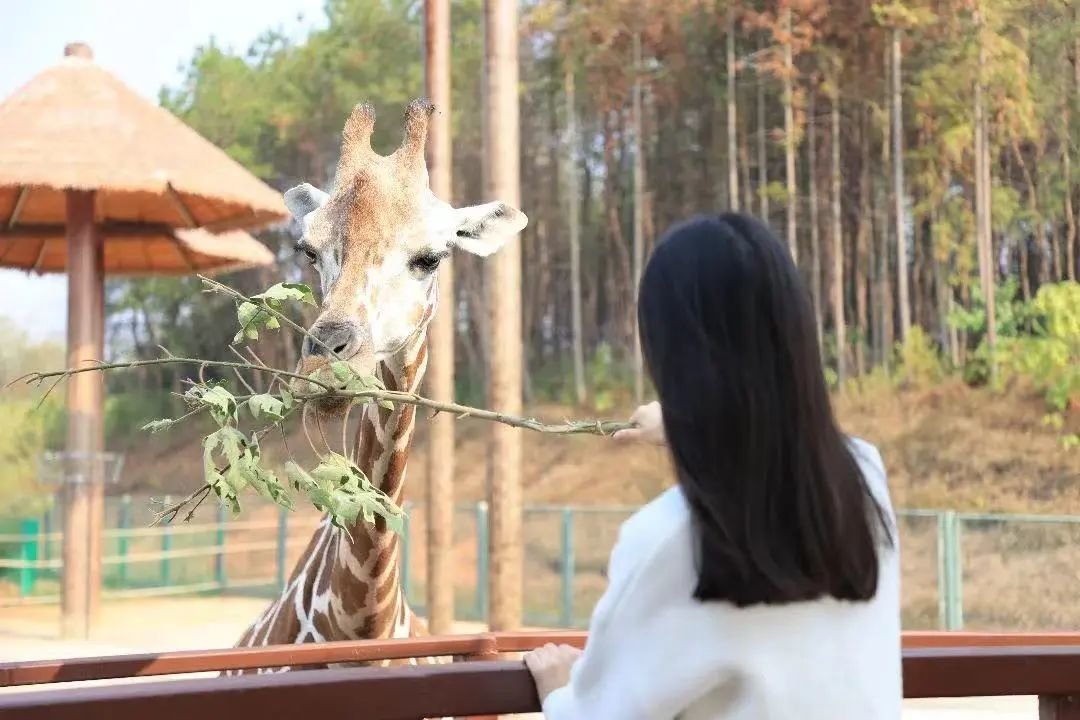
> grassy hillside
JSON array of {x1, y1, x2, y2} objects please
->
[{"x1": 106, "y1": 380, "x2": 1079, "y2": 514}]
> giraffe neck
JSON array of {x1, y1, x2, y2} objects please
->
[{"x1": 321, "y1": 333, "x2": 428, "y2": 640}]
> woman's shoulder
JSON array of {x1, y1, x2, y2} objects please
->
[
  {"x1": 606, "y1": 486, "x2": 694, "y2": 583},
  {"x1": 624, "y1": 485, "x2": 692, "y2": 539},
  {"x1": 846, "y1": 435, "x2": 885, "y2": 473}
]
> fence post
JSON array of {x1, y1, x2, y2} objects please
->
[
  {"x1": 215, "y1": 503, "x2": 227, "y2": 591},
  {"x1": 401, "y1": 501, "x2": 412, "y2": 604},
  {"x1": 37, "y1": 510, "x2": 48, "y2": 570},
  {"x1": 476, "y1": 502, "x2": 489, "y2": 622},
  {"x1": 948, "y1": 513, "x2": 964, "y2": 630},
  {"x1": 19, "y1": 518, "x2": 40, "y2": 597},
  {"x1": 938, "y1": 510, "x2": 964, "y2": 630},
  {"x1": 936, "y1": 512, "x2": 948, "y2": 629},
  {"x1": 41, "y1": 506, "x2": 52, "y2": 565},
  {"x1": 560, "y1": 509, "x2": 575, "y2": 627},
  {"x1": 161, "y1": 495, "x2": 172, "y2": 586},
  {"x1": 117, "y1": 494, "x2": 131, "y2": 588},
  {"x1": 276, "y1": 507, "x2": 288, "y2": 591}
]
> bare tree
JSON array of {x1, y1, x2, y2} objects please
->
[
  {"x1": 783, "y1": 4, "x2": 798, "y2": 263},
  {"x1": 727, "y1": 3, "x2": 740, "y2": 210},
  {"x1": 757, "y1": 58, "x2": 770, "y2": 221},
  {"x1": 808, "y1": 85, "x2": 823, "y2": 345},
  {"x1": 564, "y1": 48, "x2": 586, "y2": 405},
  {"x1": 632, "y1": 31, "x2": 646, "y2": 403},
  {"x1": 974, "y1": 4, "x2": 997, "y2": 381},
  {"x1": 892, "y1": 27, "x2": 911, "y2": 341},
  {"x1": 831, "y1": 86, "x2": 846, "y2": 384}
]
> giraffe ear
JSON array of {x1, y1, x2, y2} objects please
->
[
  {"x1": 284, "y1": 183, "x2": 330, "y2": 222},
  {"x1": 450, "y1": 202, "x2": 528, "y2": 257}
]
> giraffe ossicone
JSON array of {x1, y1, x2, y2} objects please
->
[{"x1": 231, "y1": 98, "x2": 527, "y2": 670}]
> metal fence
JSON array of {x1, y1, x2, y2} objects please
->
[{"x1": 3, "y1": 500, "x2": 1080, "y2": 630}]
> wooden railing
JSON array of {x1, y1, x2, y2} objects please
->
[{"x1": 3, "y1": 632, "x2": 1080, "y2": 718}]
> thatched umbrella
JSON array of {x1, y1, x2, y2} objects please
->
[{"x1": 0, "y1": 43, "x2": 287, "y2": 638}]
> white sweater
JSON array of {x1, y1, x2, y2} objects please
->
[{"x1": 542, "y1": 438, "x2": 902, "y2": 720}]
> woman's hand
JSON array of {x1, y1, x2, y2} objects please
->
[
  {"x1": 612, "y1": 401, "x2": 666, "y2": 446},
  {"x1": 524, "y1": 643, "x2": 583, "y2": 702}
]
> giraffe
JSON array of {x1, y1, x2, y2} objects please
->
[{"x1": 230, "y1": 98, "x2": 527, "y2": 673}]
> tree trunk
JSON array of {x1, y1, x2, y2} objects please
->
[
  {"x1": 422, "y1": 0, "x2": 454, "y2": 635},
  {"x1": 757, "y1": 61, "x2": 770, "y2": 222},
  {"x1": 564, "y1": 59, "x2": 586, "y2": 405},
  {"x1": 739, "y1": 107, "x2": 754, "y2": 213},
  {"x1": 632, "y1": 32, "x2": 646, "y2": 403},
  {"x1": 808, "y1": 86, "x2": 822, "y2": 347},
  {"x1": 831, "y1": 91, "x2": 846, "y2": 384},
  {"x1": 892, "y1": 27, "x2": 911, "y2": 343},
  {"x1": 856, "y1": 108, "x2": 871, "y2": 377},
  {"x1": 1070, "y1": 22, "x2": 1080, "y2": 281},
  {"x1": 483, "y1": 0, "x2": 523, "y2": 632},
  {"x1": 1066, "y1": 102, "x2": 1076, "y2": 281},
  {"x1": 783, "y1": 5, "x2": 798, "y2": 263},
  {"x1": 974, "y1": 7, "x2": 997, "y2": 382},
  {"x1": 726, "y1": 3, "x2": 739, "y2": 211},
  {"x1": 1010, "y1": 136, "x2": 1045, "y2": 292},
  {"x1": 878, "y1": 40, "x2": 894, "y2": 370}
]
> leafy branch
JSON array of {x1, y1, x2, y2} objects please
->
[{"x1": 15, "y1": 279, "x2": 634, "y2": 532}]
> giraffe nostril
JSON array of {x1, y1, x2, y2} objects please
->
[{"x1": 305, "y1": 321, "x2": 360, "y2": 359}]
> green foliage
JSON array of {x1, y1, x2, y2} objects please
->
[
  {"x1": 586, "y1": 343, "x2": 635, "y2": 412},
  {"x1": 287, "y1": 454, "x2": 403, "y2": 534},
  {"x1": 896, "y1": 326, "x2": 945, "y2": 387},
  {"x1": 139, "y1": 281, "x2": 407, "y2": 531},
  {"x1": 0, "y1": 321, "x2": 66, "y2": 516},
  {"x1": 1003, "y1": 282, "x2": 1080, "y2": 415},
  {"x1": 948, "y1": 278, "x2": 1032, "y2": 386},
  {"x1": 235, "y1": 284, "x2": 318, "y2": 344}
]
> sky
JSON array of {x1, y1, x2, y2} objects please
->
[{"x1": 0, "y1": 0, "x2": 326, "y2": 342}]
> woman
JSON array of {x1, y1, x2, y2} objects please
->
[{"x1": 525, "y1": 213, "x2": 901, "y2": 719}]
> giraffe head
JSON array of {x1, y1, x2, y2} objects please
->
[{"x1": 284, "y1": 99, "x2": 527, "y2": 412}]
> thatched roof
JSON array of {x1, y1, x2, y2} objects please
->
[
  {"x1": 0, "y1": 226, "x2": 275, "y2": 276},
  {"x1": 0, "y1": 44, "x2": 287, "y2": 235}
]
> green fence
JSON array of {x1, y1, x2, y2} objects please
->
[{"x1": 4, "y1": 501, "x2": 1080, "y2": 630}]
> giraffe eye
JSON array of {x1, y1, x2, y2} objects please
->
[
  {"x1": 300, "y1": 247, "x2": 317, "y2": 266},
  {"x1": 408, "y1": 251, "x2": 444, "y2": 275}
]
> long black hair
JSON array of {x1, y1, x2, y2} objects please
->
[{"x1": 638, "y1": 213, "x2": 894, "y2": 606}]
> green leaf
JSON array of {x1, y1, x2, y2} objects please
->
[
  {"x1": 142, "y1": 419, "x2": 175, "y2": 434},
  {"x1": 280, "y1": 387, "x2": 294, "y2": 410},
  {"x1": 198, "y1": 385, "x2": 239, "y2": 426},
  {"x1": 234, "y1": 301, "x2": 267, "y2": 343},
  {"x1": 328, "y1": 361, "x2": 386, "y2": 398},
  {"x1": 285, "y1": 454, "x2": 405, "y2": 533},
  {"x1": 248, "y1": 393, "x2": 286, "y2": 422},
  {"x1": 253, "y1": 282, "x2": 316, "y2": 308}
]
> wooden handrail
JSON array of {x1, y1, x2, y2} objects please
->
[
  {"x1": 5, "y1": 630, "x2": 1080, "y2": 688},
  {"x1": 5, "y1": 647, "x2": 1080, "y2": 719}
]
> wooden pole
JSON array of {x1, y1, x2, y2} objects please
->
[
  {"x1": 62, "y1": 188, "x2": 104, "y2": 639},
  {"x1": 483, "y1": 0, "x2": 523, "y2": 632},
  {"x1": 423, "y1": 0, "x2": 455, "y2": 636}
]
